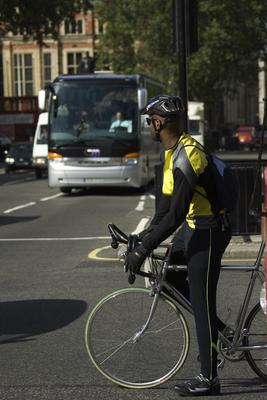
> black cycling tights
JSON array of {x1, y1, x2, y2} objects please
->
[{"x1": 168, "y1": 222, "x2": 231, "y2": 380}]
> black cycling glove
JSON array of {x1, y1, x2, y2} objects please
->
[{"x1": 125, "y1": 244, "x2": 149, "y2": 274}]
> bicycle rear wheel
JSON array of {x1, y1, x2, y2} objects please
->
[
  {"x1": 243, "y1": 302, "x2": 267, "y2": 382},
  {"x1": 85, "y1": 287, "x2": 189, "y2": 388}
]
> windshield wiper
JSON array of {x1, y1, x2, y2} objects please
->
[
  {"x1": 54, "y1": 137, "x2": 135, "y2": 149},
  {"x1": 55, "y1": 139, "x2": 88, "y2": 148}
]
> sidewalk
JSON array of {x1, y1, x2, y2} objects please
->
[{"x1": 223, "y1": 234, "x2": 263, "y2": 260}]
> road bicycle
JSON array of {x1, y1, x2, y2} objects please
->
[{"x1": 84, "y1": 223, "x2": 267, "y2": 389}]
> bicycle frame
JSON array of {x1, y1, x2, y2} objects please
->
[
  {"x1": 218, "y1": 239, "x2": 266, "y2": 352},
  {"x1": 136, "y1": 240, "x2": 267, "y2": 353},
  {"x1": 108, "y1": 223, "x2": 267, "y2": 353}
]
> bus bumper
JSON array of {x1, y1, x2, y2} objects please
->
[{"x1": 48, "y1": 160, "x2": 144, "y2": 188}]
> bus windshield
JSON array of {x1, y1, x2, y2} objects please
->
[{"x1": 50, "y1": 82, "x2": 138, "y2": 145}]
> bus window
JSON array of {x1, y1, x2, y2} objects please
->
[{"x1": 37, "y1": 125, "x2": 48, "y2": 144}]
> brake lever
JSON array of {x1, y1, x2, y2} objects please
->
[
  {"x1": 128, "y1": 271, "x2": 136, "y2": 284},
  {"x1": 111, "y1": 240, "x2": 118, "y2": 249}
]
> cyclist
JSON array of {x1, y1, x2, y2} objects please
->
[{"x1": 125, "y1": 95, "x2": 232, "y2": 397}]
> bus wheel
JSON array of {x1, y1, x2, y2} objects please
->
[{"x1": 60, "y1": 187, "x2": 72, "y2": 195}]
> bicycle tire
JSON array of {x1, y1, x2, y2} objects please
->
[
  {"x1": 243, "y1": 302, "x2": 267, "y2": 382},
  {"x1": 85, "y1": 287, "x2": 190, "y2": 388}
]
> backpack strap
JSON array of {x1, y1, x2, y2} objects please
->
[{"x1": 177, "y1": 142, "x2": 223, "y2": 214}]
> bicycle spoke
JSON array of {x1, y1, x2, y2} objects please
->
[{"x1": 85, "y1": 288, "x2": 189, "y2": 388}]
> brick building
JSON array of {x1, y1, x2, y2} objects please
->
[
  {"x1": 0, "y1": 10, "x2": 99, "y2": 97},
  {"x1": 0, "y1": 9, "x2": 263, "y2": 142}
]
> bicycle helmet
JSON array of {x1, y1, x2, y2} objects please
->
[{"x1": 141, "y1": 94, "x2": 184, "y2": 117}]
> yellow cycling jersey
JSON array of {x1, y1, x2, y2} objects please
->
[{"x1": 162, "y1": 133, "x2": 219, "y2": 228}]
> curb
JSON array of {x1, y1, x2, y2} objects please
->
[{"x1": 223, "y1": 235, "x2": 262, "y2": 260}]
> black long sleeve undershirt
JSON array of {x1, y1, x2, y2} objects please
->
[
  {"x1": 150, "y1": 193, "x2": 171, "y2": 226},
  {"x1": 142, "y1": 168, "x2": 194, "y2": 250}
]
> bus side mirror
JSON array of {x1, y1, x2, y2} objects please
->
[
  {"x1": 38, "y1": 90, "x2": 46, "y2": 110},
  {"x1": 138, "y1": 88, "x2": 147, "y2": 110}
]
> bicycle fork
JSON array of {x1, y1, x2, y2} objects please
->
[{"x1": 131, "y1": 289, "x2": 161, "y2": 342}]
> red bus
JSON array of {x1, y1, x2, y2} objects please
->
[{"x1": 0, "y1": 96, "x2": 39, "y2": 142}]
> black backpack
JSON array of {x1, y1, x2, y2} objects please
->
[
  {"x1": 176, "y1": 142, "x2": 239, "y2": 214},
  {"x1": 190, "y1": 143, "x2": 239, "y2": 214},
  {"x1": 207, "y1": 153, "x2": 239, "y2": 213}
]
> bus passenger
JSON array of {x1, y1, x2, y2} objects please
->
[
  {"x1": 74, "y1": 111, "x2": 91, "y2": 135},
  {"x1": 109, "y1": 112, "x2": 132, "y2": 133}
]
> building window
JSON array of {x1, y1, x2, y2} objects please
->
[
  {"x1": 14, "y1": 53, "x2": 33, "y2": 96},
  {"x1": 98, "y1": 21, "x2": 104, "y2": 34},
  {"x1": 77, "y1": 20, "x2": 83, "y2": 33},
  {"x1": 12, "y1": 27, "x2": 27, "y2": 36},
  {"x1": 64, "y1": 19, "x2": 83, "y2": 34},
  {"x1": 67, "y1": 52, "x2": 82, "y2": 74},
  {"x1": 43, "y1": 53, "x2": 52, "y2": 86}
]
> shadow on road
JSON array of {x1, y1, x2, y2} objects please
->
[
  {"x1": 60, "y1": 182, "x2": 155, "y2": 198},
  {"x1": 220, "y1": 377, "x2": 267, "y2": 395},
  {"x1": 0, "y1": 299, "x2": 87, "y2": 344},
  {"x1": 0, "y1": 215, "x2": 40, "y2": 226}
]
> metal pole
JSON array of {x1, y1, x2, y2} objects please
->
[{"x1": 176, "y1": 0, "x2": 188, "y2": 132}]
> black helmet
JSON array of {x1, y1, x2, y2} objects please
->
[{"x1": 141, "y1": 94, "x2": 184, "y2": 117}]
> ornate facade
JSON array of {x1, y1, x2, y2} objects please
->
[{"x1": 0, "y1": 10, "x2": 99, "y2": 97}]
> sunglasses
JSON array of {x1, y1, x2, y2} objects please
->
[{"x1": 146, "y1": 117, "x2": 155, "y2": 126}]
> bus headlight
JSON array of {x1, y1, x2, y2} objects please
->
[
  {"x1": 122, "y1": 152, "x2": 139, "y2": 165},
  {"x1": 34, "y1": 157, "x2": 47, "y2": 165}
]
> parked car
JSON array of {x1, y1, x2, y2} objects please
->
[
  {"x1": 235, "y1": 126, "x2": 256, "y2": 150},
  {"x1": 0, "y1": 136, "x2": 12, "y2": 160},
  {"x1": 5, "y1": 142, "x2": 33, "y2": 173}
]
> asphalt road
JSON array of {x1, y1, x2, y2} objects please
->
[{"x1": 0, "y1": 169, "x2": 266, "y2": 399}]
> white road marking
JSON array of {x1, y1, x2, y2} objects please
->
[
  {"x1": 131, "y1": 217, "x2": 150, "y2": 234},
  {"x1": 2, "y1": 192, "x2": 62, "y2": 213},
  {"x1": 135, "y1": 201, "x2": 144, "y2": 211},
  {"x1": 88, "y1": 218, "x2": 151, "y2": 260},
  {"x1": 135, "y1": 195, "x2": 146, "y2": 211},
  {"x1": 3, "y1": 202, "x2": 36, "y2": 214},
  {"x1": 40, "y1": 193, "x2": 63, "y2": 201},
  {"x1": 0, "y1": 236, "x2": 110, "y2": 242}
]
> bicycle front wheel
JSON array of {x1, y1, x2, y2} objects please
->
[
  {"x1": 243, "y1": 302, "x2": 267, "y2": 382},
  {"x1": 85, "y1": 287, "x2": 189, "y2": 388}
]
